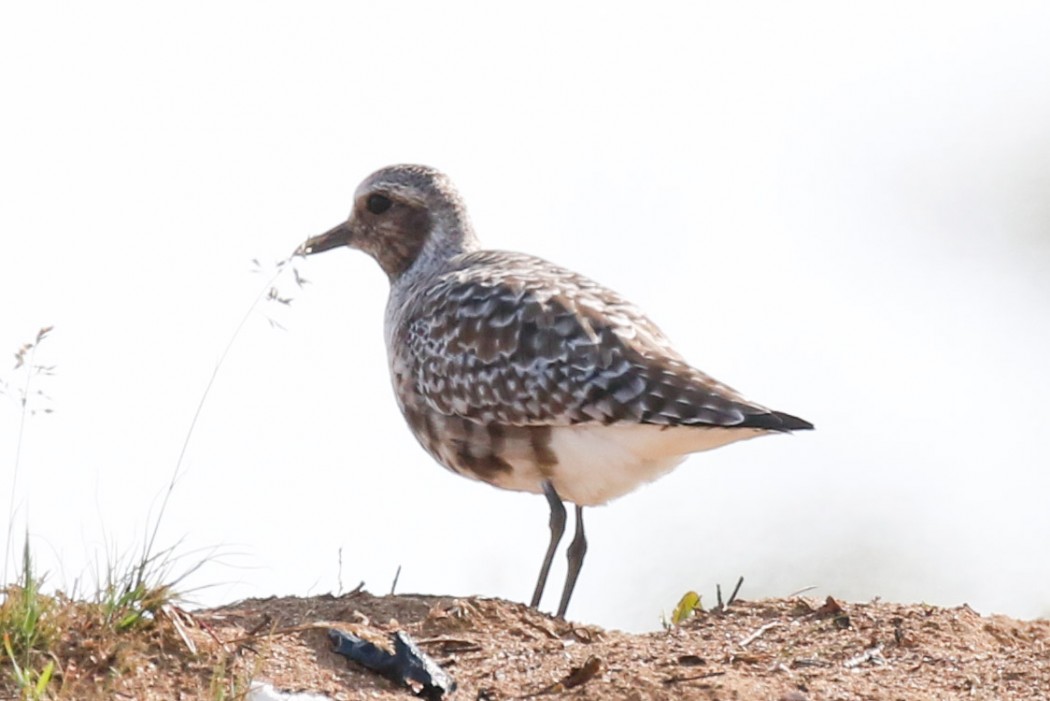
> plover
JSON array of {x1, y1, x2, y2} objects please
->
[{"x1": 299, "y1": 164, "x2": 813, "y2": 618}]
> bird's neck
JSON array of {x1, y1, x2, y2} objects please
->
[{"x1": 387, "y1": 218, "x2": 480, "y2": 290}]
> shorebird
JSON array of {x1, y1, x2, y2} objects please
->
[{"x1": 299, "y1": 164, "x2": 812, "y2": 618}]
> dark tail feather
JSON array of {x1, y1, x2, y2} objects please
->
[{"x1": 739, "y1": 410, "x2": 814, "y2": 432}]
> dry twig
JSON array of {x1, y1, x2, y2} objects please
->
[
  {"x1": 844, "y1": 644, "x2": 886, "y2": 669},
  {"x1": 529, "y1": 656, "x2": 602, "y2": 696},
  {"x1": 740, "y1": 622, "x2": 781, "y2": 648},
  {"x1": 714, "y1": 576, "x2": 745, "y2": 613}
]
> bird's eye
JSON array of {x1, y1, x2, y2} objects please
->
[{"x1": 366, "y1": 194, "x2": 392, "y2": 215}]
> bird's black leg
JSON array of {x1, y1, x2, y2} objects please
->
[
  {"x1": 530, "y1": 480, "x2": 566, "y2": 609},
  {"x1": 557, "y1": 505, "x2": 587, "y2": 618}
]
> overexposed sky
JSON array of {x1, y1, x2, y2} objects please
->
[{"x1": 2, "y1": 2, "x2": 1049, "y2": 631}]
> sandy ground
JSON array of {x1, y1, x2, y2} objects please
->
[{"x1": 32, "y1": 590, "x2": 1050, "y2": 700}]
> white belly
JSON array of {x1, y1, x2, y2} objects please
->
[{"x1": 490, "y1": 423, "x2": 768, "y2": 506}]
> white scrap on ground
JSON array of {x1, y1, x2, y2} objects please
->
[{"x1": 248, "y1": 681, "x2": 333, "y2": 701}]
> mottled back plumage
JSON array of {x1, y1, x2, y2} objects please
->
[{"x1": 398, "y1": 250, "x2": 790, "y2": 429}]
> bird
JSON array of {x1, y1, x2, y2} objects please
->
[{"x1": 298, "y1": 164, "x2": 813, "y2": 619}]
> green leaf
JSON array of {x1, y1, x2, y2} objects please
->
[
  {"x1": 671, "y1": 590, "x2": 702, "y2": 625},
  {"x1": 35, "y1": 660, "x2": 55, "y2": 695}
]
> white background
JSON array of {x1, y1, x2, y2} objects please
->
[{"x1": 2, "y1": 1, "x2": 1048, "y2": 632}]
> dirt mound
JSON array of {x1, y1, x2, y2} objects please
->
[{"x1": 45, "y1": 591, "x2": 1050, "y2": 699}]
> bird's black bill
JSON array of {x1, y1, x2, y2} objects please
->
[{"x1": 297, "y1": 221, "x2": 352, "y2": 256}]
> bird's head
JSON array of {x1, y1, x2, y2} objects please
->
[{"x1": 298, "y1": 164, "x2": 477, "y2": 281}]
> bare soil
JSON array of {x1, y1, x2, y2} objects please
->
[{"x1": 27, "y1": 591, "x2": 1050, "y2": 700}]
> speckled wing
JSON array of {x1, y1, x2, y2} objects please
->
[{"x1": 400, "y1": 251, "x2": 810, "y2": 431}]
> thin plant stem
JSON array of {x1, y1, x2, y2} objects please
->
[
  {"x1": 4, "y1": 342, "x2": 39, "y2": 585},
  {"x1": 140, "y1": 260, "x2": 292, "y2": 582}
]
